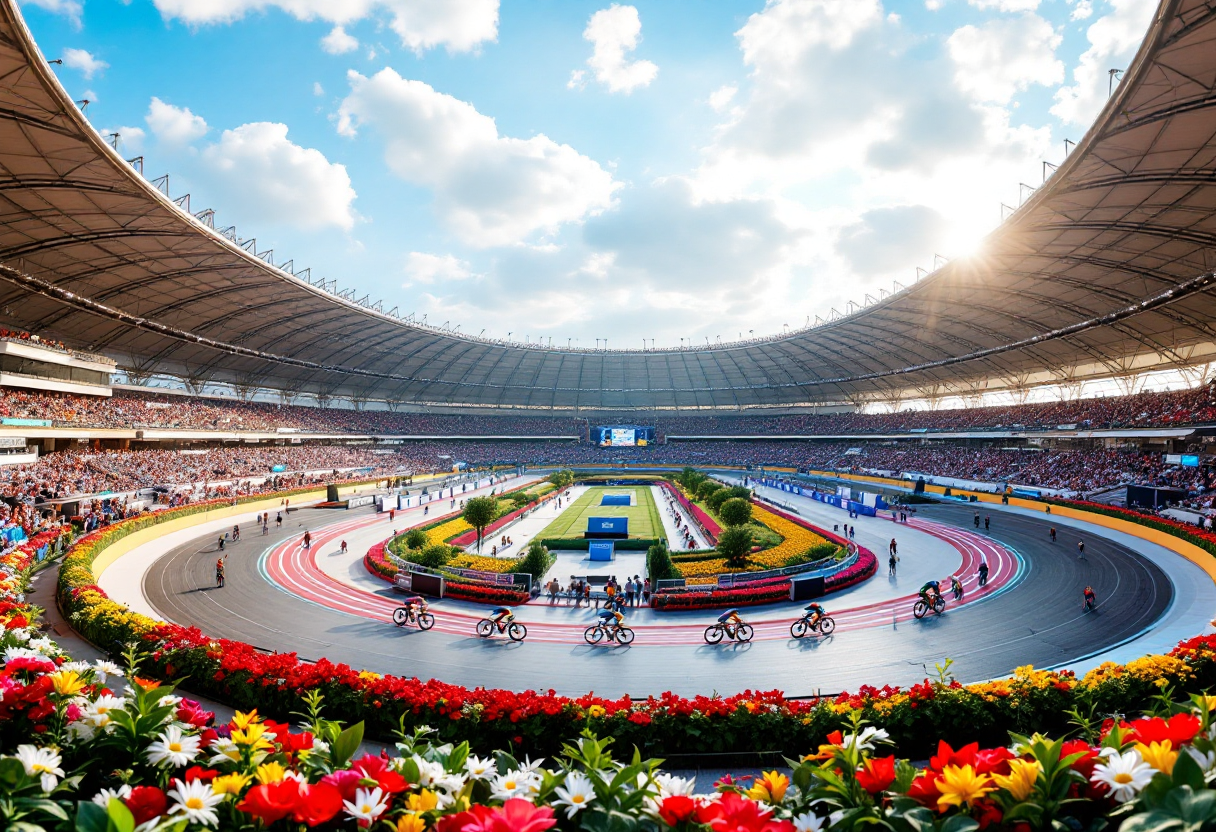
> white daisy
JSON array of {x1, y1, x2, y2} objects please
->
[
  {"x1": 14, "y1": 745, "x2": 65, "y2": 792},
  {"x1": 489, "y1": 769, "x2": 537, "y2": 801},
  {"x1": 654, "y1": 773, "x2": 696, "y2": 797},
  {"x1": 1091, "y1": 749, "x2": 1155, "y2": 803},
  {"x1": 7, "y1": 627, "x2": 30, "y2": 642},
  {"x1": 146, "y1": 725, "x2": 201, "y2": 768},
  {"x1": 413, "y1": 757, "x2": 447, "y2": 787},
  {"x1": 465, "y1": 755, "x2": 496, "y2": 780},
  {"x1": 91, "y1": 785, "x2": 133, "y2": 807},
  {"x1": 343, "y1": 787, "x2": 389, "y2": 825},
  {"x1": 553, "y1": 771, "x2": 596, "y2": 818},
  {"x1": 208, "y1": 738, "x2": 241, "y2": 766},
  {"x1": 843, "y1": 726, "x2": 890, "y2": 752},
  {"x1": 1185, "y1": 746, "x2": 1216, "y2": 774},
  {"x1": 84, "y1": 694, "x2": 126, "y2": 729},
  {"x1": 168, "y1": 779, "x2": 223, "y2": 827},
  {"x1": 793, "y1": 812, "x2": 825, "y2": 832},
  {"x1": 93, "y1": 660, "x2": 123, "y2": 685}
]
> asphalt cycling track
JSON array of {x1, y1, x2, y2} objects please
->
[{"x1": 142, "y1": 503, "x2": 1172, "y2": 699}]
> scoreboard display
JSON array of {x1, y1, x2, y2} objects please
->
[{"x1": 591, "y1": 426, "x2": 656, "y2": 447}]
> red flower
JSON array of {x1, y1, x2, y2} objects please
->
[
  {"x1": 856, "y1": 755, "x2": 896, "y2": 794},
  {"x1": 321, "y1": 769, "x2": 363, "y2": 802},
  {"x1": 352, "y1": 754, "x2": 409, "y2": 795},
  {"x1": 456, "y1": 798, "x2": 557, "y2": 832},
  {"x1": 1123, "y1": 714, "x2": 1201, "y2": 746},
  {"x1": 125, "y1": 786, "x2": 167, "y2": 825},
  {"x1": 658, "y1": 795, "x2": 699, "y2": 827},
  {"x1": 237, "y1": 780, "x2": 302, "y2": 824},
  {"x1": 292, "y1": 782, "x2": 344, "y2": 827},
  {"x1": 696, "y1": 792, "x2": 794, "y2": 832},
  {"x1": 907, "y1": 773, "x2": 941, "y2": 807},
  {"x1": 975, "y1": 747, "x2": 1015, "y2": 776},
  {"x1": 930, "y1": 741, "x2": 978, "y2": 771},
  {"x1": 183, "y1": 766, "x2": 217, "y2": 783}
]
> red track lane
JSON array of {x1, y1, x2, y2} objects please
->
[{"x1": 261, "y1": 511, "x2": 1022, "y2": 645}]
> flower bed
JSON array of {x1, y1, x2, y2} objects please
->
[
  {"x1": 649, "y1": 581, "x2": 792, "y2": 609},
  {"x1": 746, "y1": 503, "x2": 834, "y2": 568},
  {"x1": 659, "y1": 480, "x2": 721, "y2": 543},
  {"x1": 1047, "y1": 497, "x2": 1216, "y2": 555}
]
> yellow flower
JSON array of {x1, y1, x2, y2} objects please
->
[
  {"x1": 936, "y1": 765, "x2": 995, "y2": 809},
  {"x1": 406, "y1": 790, "x2": 440, "y2": 812},
  {"x1": 1135, "y1": 741, "x2": 1177, "y2": 775},
  {"x1": 255, "y1": 762, "x2": 288, "y2": 784},
  {"x1": 49, "y1": 670, "x2": 87, "y2": 696},
  {"x1": 587, "y1": 705, "x2": 606, "y2": 718},
  {"x1": 212, "y1": 773, "x2": 252, "y2": 796},
  {"x1": 359, "y1": 670, "x2": 382, "y2": 682},
  {"x1": 991, "y1": 759, "x2": 1040, "y2": 801},
  {"x1": 398, "y1": 814, "x2": 428, "y2": 832},
  {"x1": 231, "y1": 710, "x2": 261, "y2": 730},
  {"x1": 231, "y1": 723, "x2": 274, "y2": 751},
  {"x1": 1202, "y1": 695, "x2": 1216, "y2": 713},
  {"x1": 746, "y1": 771, "x2": 789, "y2": 804}
]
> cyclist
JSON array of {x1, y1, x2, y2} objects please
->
[
  {"x1": 404, "y1": 595, "x2": 429, "y2": 619},
  {"x1": 951, "y1": 575, "x2": 964, "y2": 601},
  {"x1": 215, "y1": 556, "x2": 226, "y2": 588},
  {"x1": 804, "y1": 602, "x2": 826, "y2": 629},
  {"x1": 1049, "y1": 527, "x2": 1057, "y2": 543},
  {"x1": 598, "y1": 606, "x2": 625, "y2": 634},
  {"x1": 919, "y1": 580, "x2": 941, "y2": 607},
  {"x1": 232, "y1": 524, "x2": 240, "y2": 542},
  {"x1": 1083, "y1": 585, "x2": 1096, "y2": 611},
  {"x1": 489, "y1": 606, "x2": 515, "y2": 632},
  {"x1": 717, "y1": 608, "x2": 744, "y2": 637},
  {"x1": 340, "y1": 540, "x2": 348, "y2": 554},
  {"x1": 977, "y1": 560, "x2": 989, "y2": 587}
]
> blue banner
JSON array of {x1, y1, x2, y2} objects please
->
[
  {"x1": 1, "y1": 418, "x2": 50, "y2": 427},
  {"x1": 587, "y1": 517, "x2": 628, "y2": 535},
  {"x1": 588, "y1": 541, "x2": 615, "y2": 561}
]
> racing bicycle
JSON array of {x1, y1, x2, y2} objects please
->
[
  {"x1": 392, "y1": 605, "x2": 435, "y2": 630},
  {"x1": 704, "y1": 621, "x2": 754, "y2": 644},
  {"x1": 584, "y1": 622, "x2": 636, "y2": 645},
  {"x1": 913, "y1": 595, "x2": 946, "y2": 619},
  {"x1": 476, "y1": 617, "x2": 528, "y2": 641},
  {"x1": 790, "y1": 613, "x2": 835, "y2": 638}
]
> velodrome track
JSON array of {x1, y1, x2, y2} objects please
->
[{"x1": 140, "y1": 500, "x2": 1173, "y2": 698}]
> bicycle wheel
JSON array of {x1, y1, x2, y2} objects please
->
[
  {"x1": 790, "y1": 619, "x2": 809, "y2": 639},
  {"x1": 616, "y1": 627, "x2": 635, "y2": 645},
  {"x1": 417, "y1": 612, "x2": 435, "y2": 630},
  {"x1": 584, "y1": 625, "x2": 604, "y2": 644},
  {"x1": 819, "y1": 617, "x2": 836, "y2": 636},
  {"x1": 392, "y1": 608, "x2": 408, "y2": 627},
  {"x1": 507, "y1": 622, "x2": 528, "y2": 642},
  {"x1": 476, "y1": 619, "x2": 494, "y2": 638},
  {"x1": 913, "y1": 600, "x2": 928, "y2": 619},
  {"x1": 934, "y1": 598, "x2": 945, "y2": 615},
  {"x1": 704, "y1": 625, "x2": 724, "y2": 644},
  {"x1": 736, "y1": 624, "x2": 754, "y2": 643}
]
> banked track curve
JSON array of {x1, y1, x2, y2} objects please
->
[{"x1": 143, "y1": 503, "x2": 1173, "y2": 698}]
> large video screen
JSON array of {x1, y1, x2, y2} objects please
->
[{"x1": 592, "y1": 426, "x2": 655, "y2": 446}]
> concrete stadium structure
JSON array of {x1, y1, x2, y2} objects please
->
[{"x1": 0, "y1": 0, "x2": 1214, "y2": 413}]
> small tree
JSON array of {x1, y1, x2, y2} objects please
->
[
  {"x1": 547, "y1": 470, "x2": 575, "y2": 489},
  {"x1": 705, "y1": 489, "x2": 732, "y2": 513},
  {"x1": 516, "y1": 540, "x2": 552, "y2": 581},
  {"x1": 414, "y1": 544, "x2": 454, "y2": 569},
  {"x1": 697, "y1": 480, "x2": 723, "y2": 501},
  {"x1": 716, "y1": 526, "x2": 753, "y2": 569},
  {"x1": 678, "y1": 467, "x2": 704, "y2": 492},
  {"x1": 404, "y1": 528, "x2": 427, "y2": 550},
  {"x1": 646, "y1": 542, "x2": 679, "y2": 582},
  {"x1": 462, "y1": 496, "x2": 499, "y2": 553},
  {"x1": 725, "y1": 486, "x2": 752, "y2": 501},
  {"x1": 718, "y1": 497, "x2": 753, "y2": 528}
]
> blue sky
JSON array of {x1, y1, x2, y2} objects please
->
[{"x1": 20, "y1": 0, "x2": 1155, "y2": 348}]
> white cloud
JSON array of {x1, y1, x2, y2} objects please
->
[
  {"x1": 320, "y1": 25, "x2": 358, "y2": 54},
  {"x1": 576, "y1": 4, "x2": 658, "y2": 94},
  {"x1": 62, "y1": 47, "x2": 108, "y2": 79},
  {"x1": 567, "y1": 69, "x2": 587, "y2": 90},
  {"x1": 313, "y1": 81, "x2": 324, "y2": 96},
  {"x1": 967, "y1": 0, "x2": 1041, "y2": 11},
  {"x1": 20, "y1": 0, "x2": 82, "y2": 28},
  {"x1": 403, "y1": 252, "x2": 476, "y2": 285},
  {"x1": 337, "y1": 68, "x2": 619, "y2": 247},
  {"x1": 149, "y1": 0, "x2": 499, "y2": 54},
  {"x1": 200, "y1": 122, "x2": 357, "y2": 231},
  {"x1": 1051, "y1": 0, "x2": 1153, "y2": 126},
  {"x1": 709, "y1": 84, "x2": 737, "y2": 112},
  {"x1": 947, "y1": 14, "x2": 1063, "y2": 104},
  {"x1": 1070, "y1": 0, "x2": 1093, "y2": 21},
  {"x1": 145, "y1": 97, "x2": 209, "y2": 144}
]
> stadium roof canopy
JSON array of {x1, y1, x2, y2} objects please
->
[{"x1": 1, "y1": 0, "x2": 1215, "y2": 412}]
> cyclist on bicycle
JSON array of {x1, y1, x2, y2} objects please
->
[
  {"x1": 717, "y1": 608, "x2": 744, "y2": 636},
  {"x1": 804, "y1": 602, "x2": 826, "y2": 628},
  {"x1": 919, "y1": 580, "x2": 941, "y2": 606},
  {"x1": 405, "y1": 595, "x2": 428, "y2": 615},
  {"x1": 1083, "y1": 585, "x2": 1096, "y2": 610},
  {"x1": 489, "y1": 606, "x2": 515, "y2": 632},
  {"x1": 951, "y1": 576, "x2": 964, "y2": 600},
  {"x1": 598, "y1": 607, "x2": 625, "y2": 633}
]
